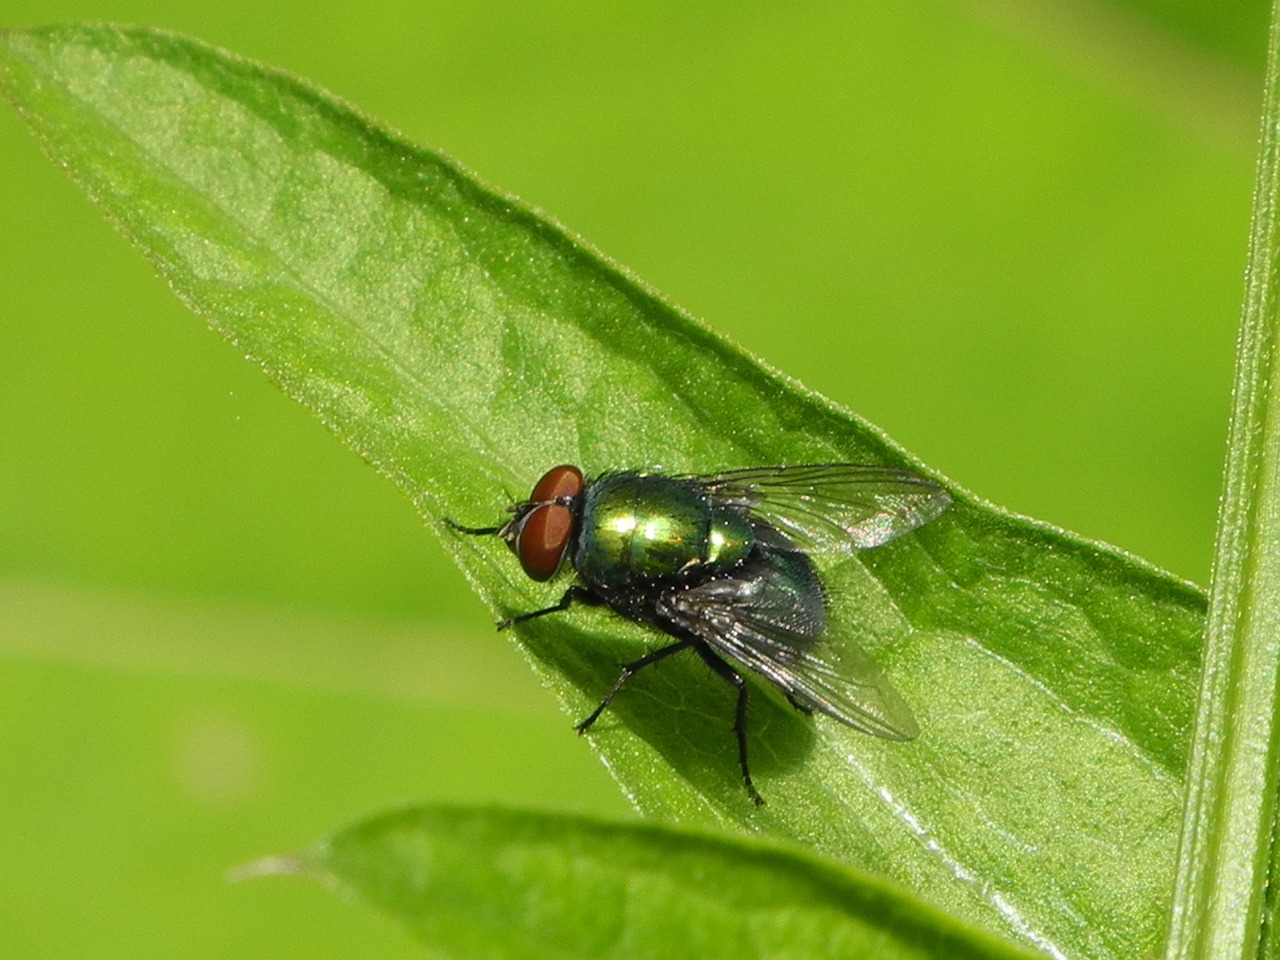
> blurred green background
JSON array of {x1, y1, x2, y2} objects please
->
[{"x1": 0, "y1": 1, "x2": 1267, "y2": 957}]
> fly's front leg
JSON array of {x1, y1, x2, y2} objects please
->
[
  {"x1": 498, "y1": 585, "x2": 601, "y2": 630},
  {"x1": 442, "y1": 518, "x2": 504, "y2": 536}
]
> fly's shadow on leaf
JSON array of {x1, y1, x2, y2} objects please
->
[{"x1": 512, "y1": 612, "x2": 819, "y2": 800}]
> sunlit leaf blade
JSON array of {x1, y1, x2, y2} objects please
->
[
  {"x1": 256, "y1": 805, "x2": 1042, "y2": 960},
  {"x1": 0, "y1": 24, "x2": 1207, "y2": 958},
  {"x1": 1166, "y1": 7, "x2": 1280, "y2": 960}
]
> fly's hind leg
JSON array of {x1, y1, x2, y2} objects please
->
[
  {"x1": 696, "y1": 645, "x2": 765, "y2": 806},
  {"x1": 784, "y1": 692, "x2": 814, "y2": 715}
]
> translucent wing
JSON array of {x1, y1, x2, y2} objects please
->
[
  {"x1": 697, "y1": 464, "x2": 951, "y2": 553},
  {"x1": 657, "y1": 551, "x2": 918, "y2": 740}
]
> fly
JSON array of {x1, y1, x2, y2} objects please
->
[{"x1": 447, "y1": 463, "x2": 952, "y2": 805}]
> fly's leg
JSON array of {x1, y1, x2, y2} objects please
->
[
  {"x1": 442, "y1": 518, "x2": 503, "y2": 536},
  {"x1": 697, "y1": 645, "x2": 765, "y2": 807},
  {"x1": 784, "y1": 692, "x2": 814, "y2": 716},
  {"x1": 498, "y1": 586, "x2": 601, "y2": 630},
  {"x1": 576, "y1": 639, "x2": 695, "y2": 733},
  {"x1": 443, "y1": 517, "x2": 595, "y2": 629}
]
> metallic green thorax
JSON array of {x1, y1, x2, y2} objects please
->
[{"x1": 575, "y1": 473, "x2": 754, "y2": 587}]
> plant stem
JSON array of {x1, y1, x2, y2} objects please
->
[{"x1": 1166, "y1": 4, "x2": 1280, "y2": 958}]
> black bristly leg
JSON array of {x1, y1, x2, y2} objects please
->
[
  {"x1": 444, "y1": 515, "x2": 592, "y2": 629},
  {"x1": 442, "y1": 518, "x2": 504, "y2": 536},
  {"x1": 784, "y1": 692, "x2": 814, "y2": 715},
  {"x1": 498, "y1": 585, "x2": 602, "y2": 630},
  {"x1": 575, "y1": 639, "x2": 695, "y2": 733},
  {"x1": 697, "y1": 645, "x2": 764, "y2": 806}
]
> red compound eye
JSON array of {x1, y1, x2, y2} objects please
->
[
  {"x1": 516, "y1": 503, "x2": 574, "y2": 581},
  {"x1": 529, "y1": 464, "x2": 584, "y2": 504}
]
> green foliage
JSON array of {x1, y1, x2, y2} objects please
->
[
  {"x1": 12, "y1": 3, "x2": 1280, "y2": 957},
  {"x1": 0, "y1": 23, "x2": 1223, "y2": 960},
  {"x1": 1166, "y1": 11, "x2": 1280, "y2": 959},
  {"x1": 247, "y1": 805, "x2": 1041, "y2": 960}
]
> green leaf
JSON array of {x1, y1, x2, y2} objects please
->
[
  {"x1": 1166, "y1": 7, "x2": 1280, "y2": 960},
  {"x1": 0, "y1": 24, "x2": 1207, "y2": 958},
  {"x1": 252, "y1": 805, "x2": 1041, "y2": 960}
]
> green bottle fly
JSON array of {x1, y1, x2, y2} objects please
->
[{"x1": 448, "y1": 463, "x2": 951, "y2": 805}]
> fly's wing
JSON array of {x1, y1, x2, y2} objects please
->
[
  {"x1": 698, "y1": 464, "x2": 951, "y2": 553},
  {"x1": 658, "y1": 553, "x2": 919, "y2": 740}
]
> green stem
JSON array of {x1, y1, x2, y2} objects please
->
[{"x1": 1166, "y1": 4, "x2": 1280, "y2": 958}]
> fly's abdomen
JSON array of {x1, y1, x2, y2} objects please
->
[{"x1": 576, "y1": 473, "x2": 753, "y2": 587}]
